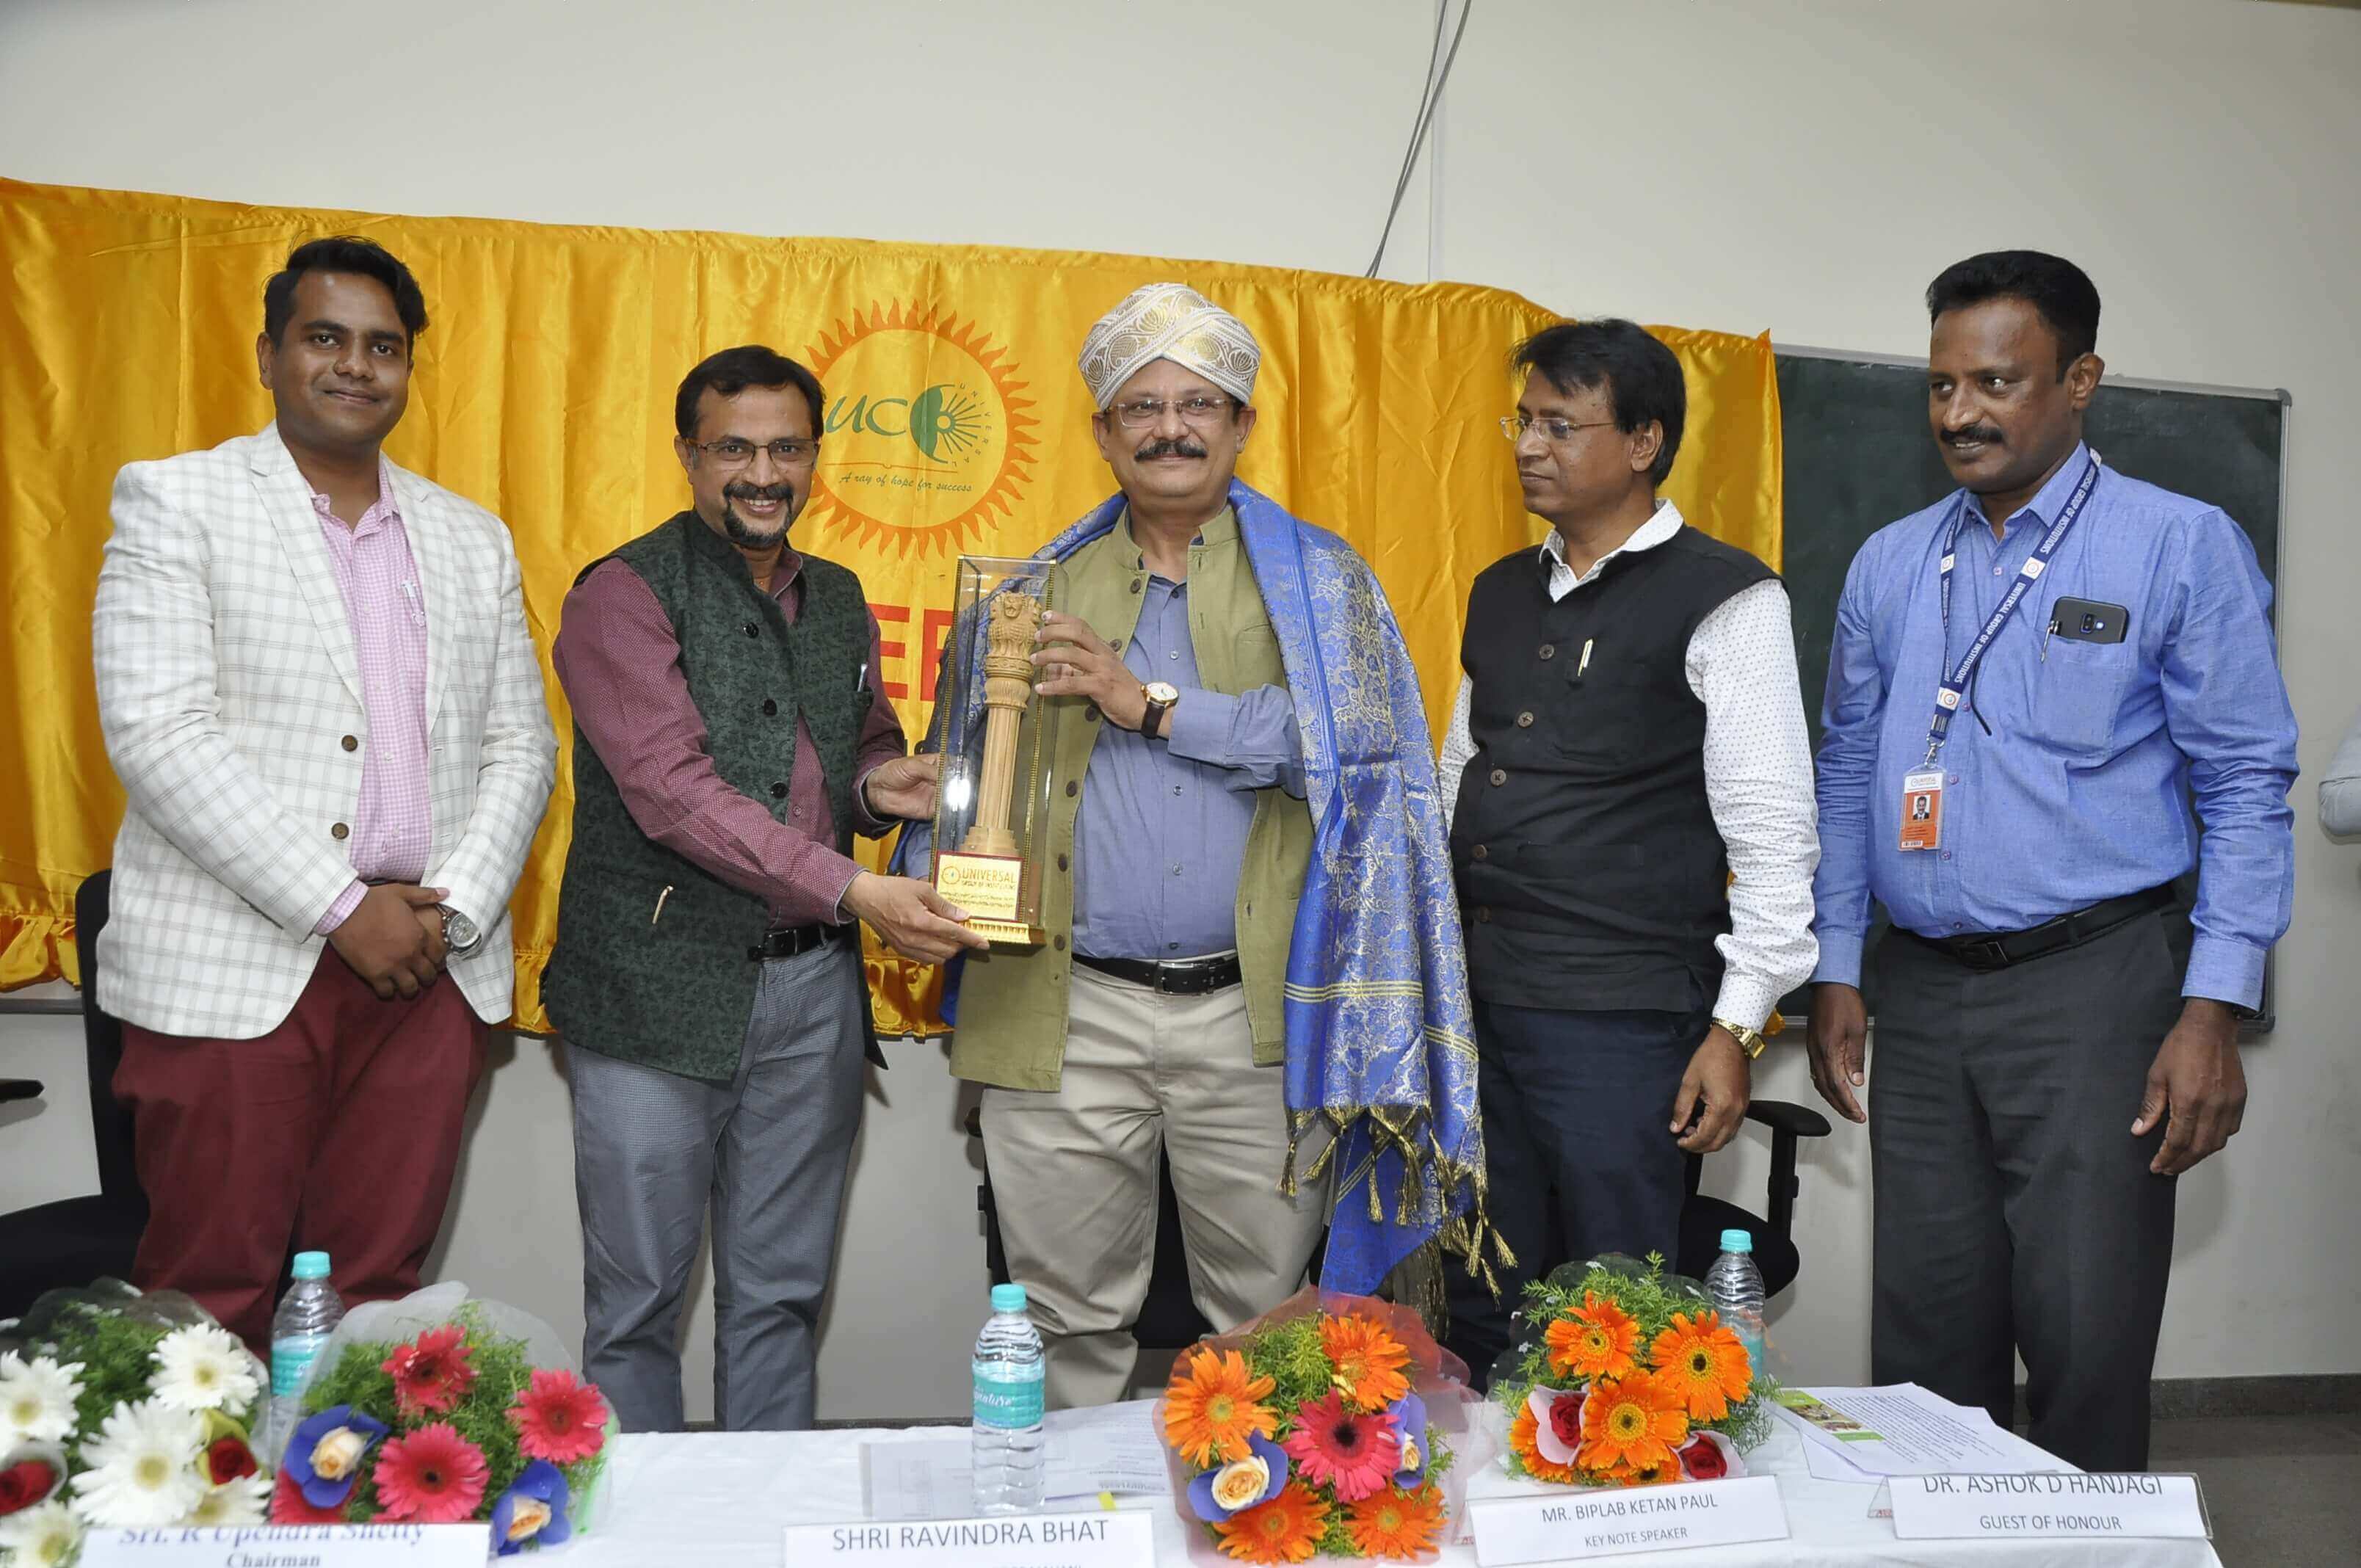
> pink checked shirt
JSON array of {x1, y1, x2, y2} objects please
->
[{"x1": 311, "y1": 461, "x2": 434, "y2": 932}]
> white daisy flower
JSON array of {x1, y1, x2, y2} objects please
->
[
  {"x1": 150, "y1": 1323, "x2": 261, "y2": 1415},
  {"x1": 181, "y1": 1472, "x2": 272, "y2": 1526},
  {"x1": 68, "y1": 1398, "x2": 207, "y2": 1528},
  {"x1": 0, "y1": 1498, "x2": 83, "y2": 1567},
  {"x1": 0, "y1": 1352, "x2": 84, "y2": 1447}
]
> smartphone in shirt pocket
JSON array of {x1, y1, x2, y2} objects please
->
[{"x1": 2024, "y1": 596, "x2": 2134, "y2": 755}]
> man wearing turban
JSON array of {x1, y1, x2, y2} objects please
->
[{"x1": 902, "y1": 283, "x2": 1484, "y2": 1407}]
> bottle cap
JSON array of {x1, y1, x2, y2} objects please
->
[
  {"x1": 291, "y1": 1250, "x2": 332, "y2": 1280},
  {"x1": 990, "y1": 1283, "x2": 1028, "y2": 1314},
  {"x1": 1719, "y1": 1228, "x2": 1754, "y2": 1255}
]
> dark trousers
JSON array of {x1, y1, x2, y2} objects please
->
[
  {"x1": 115, "y1": 949, "x2": 487, "y2": 1351},
  {"x1": 1870, "y1": 907, "x2": 2188, "y2": 1472},
  {"x1": 1445, "y1": 1001, "x2": 1702, "y2": 1385}
]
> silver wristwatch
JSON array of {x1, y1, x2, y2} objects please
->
[{"x1": 439, "y1": 905, "x2": 482, "y2": 957}]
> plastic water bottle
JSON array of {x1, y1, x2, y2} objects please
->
[
  {"x1": 971, "y1": 1283, "x2": 1045, "y2": 1515},
  {"x1": 1703, "y1": 1228, "x2": 1769, "y2": 1376},
  {"x1": 264, "y1": 1252, "x2": 344, "y2": 1464}
]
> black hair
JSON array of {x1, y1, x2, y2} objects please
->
[
  {"x1": 262, "y1": 236, "x2": 429, "y2": 349},
  {"x1": 1924, "y1": 250, "x2": 2100, "y2": 377},
  {"x1": 1512, "y1": 319, "x2": 1686, "y2": 485},
  {"x1": 674, "y1": 345, "x2": 827, "y2": 440}
]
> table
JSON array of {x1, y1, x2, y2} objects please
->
[{"x1": 564, "y1": 1404, "x2": 2222, "y2": 1567}]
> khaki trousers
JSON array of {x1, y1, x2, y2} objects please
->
[{"x1": 979, "y1": 962, "x2": 1328, "y2": 1409}]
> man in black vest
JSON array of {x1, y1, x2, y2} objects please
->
[
  {"x1": 545, "y1": 345, "x2": 984, "y2": 1432},
  {"x1": 1441, "y1": 321, "x2": 1819, "y2": 1381}
]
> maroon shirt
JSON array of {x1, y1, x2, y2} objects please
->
[{"x1": 553, "y1": 548, "x2": 904, "y2": 927}]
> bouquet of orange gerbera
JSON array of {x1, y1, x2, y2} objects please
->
[
  {"x1": 1158, "y1": 1287, "x2": 1475, "y2": 1564},
  {"x1": 1493, "y1": 1255, "x2": 1771, "y2": 1489}
]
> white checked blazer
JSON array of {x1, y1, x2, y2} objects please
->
[{"x1": 92, "y1": 425, "x2": 557, "y2": 1039}]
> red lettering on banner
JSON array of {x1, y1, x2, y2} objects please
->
[
  {"x1": 921, "y1": 608, "x2": 957, "y2": 703},
  {"x1": 869, "y1": 601, "x2": 910, "y2": 699}
]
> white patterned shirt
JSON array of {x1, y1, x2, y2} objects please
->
[{"x1": 1440, "y1": 501, "x2": 1819, "y2": 1029}]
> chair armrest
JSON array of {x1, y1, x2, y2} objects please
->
[
  {"x1": 1744, "y1": 1098, "x2": 1832, "y2": 1140},
  {"x1": 0, "y1": 1078, "x2": 43, "y2": 1103}
]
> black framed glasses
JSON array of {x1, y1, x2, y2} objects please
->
[{"x1": 689, "y1": 437, "x2": 820, "y2": 469}]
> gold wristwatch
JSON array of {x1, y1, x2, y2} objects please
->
[
  {"x1": 1140, "y1": 681, "x2": 1180, "y2": 738},
  {"x1": 1714, "y1": 1018, "x2": 1768, "y2": 1060}
]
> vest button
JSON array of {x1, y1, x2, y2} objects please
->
[
  {"x1": 1538, "y1": 642, "x2": 1556, "y2": 660},
  {"x1": 1053, "y1": 934, "x2": 1068, "y2": 951},
  {"x1": 1056, "y1": 853, "x2": 1070, "y2": 871},
  {"x1": 1065, "y1": 780, "x2": 1079, "y2": 798},
  {"x1": 1489, "y1": 768, "x2": 1507, "y2": 786},
  {"x1": 1515, "y1": 711, "x2": 1534, "y2": 728},
  {"x1": 1475, "y1": 907, "x2": 1492, "y2": 923},
  {"x1": 770, "y1": 782, "x2": 788, "y2": 799},
  {"x1": 1471, "y1": 844, "x2": 1488, "y2": 861},
  {"x1": 761, "y1": 698, "x2": 778, "y2": 716},
  {"x1": 330, "y1": 822, "x2": 349, "y2": 840},
  {"x1": 340, "y1": 734, "x2": 358, "y2": 752},
  {"x1": 744, "y1": 622, "x2": 761, "y2": 638},
  {"x1": 1130, "y1": 580, "x2": 1142, "y2": 595}
]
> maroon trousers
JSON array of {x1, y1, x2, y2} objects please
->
[{"x1": 114, "y1": 949, "x2": 487, "y2": 1351}]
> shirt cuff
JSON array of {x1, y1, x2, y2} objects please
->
[
  {"x1": 1711, "y1": 974, "x2": 1784, "y2": 1034},
  {"x1": 851, "y1": 762, "x2": 893, "y2": 837},
  {"x1": 313, "y1": 879, "x2": 368, "y2": 937},
  {"x1": 1810, "y1": 928, "x2": 1866, "y2": 990},
  {"x1": 808, "y1": 855, "x2": 866, "y2": 928},
  {"x1": 1161, "y1": 686, "x2": 1236, "y2": 762},
  {"x1": 2183, "y1": 932, "x2": 2267, "y2": 1014}
]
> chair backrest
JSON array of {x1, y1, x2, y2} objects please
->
[{"x1": 73, "y1": 870, "x2": 142, "y2": 1211}]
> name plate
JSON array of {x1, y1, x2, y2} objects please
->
[
  {"x1": 785, "y1": 1511, "x2": 1154, "y2": 1568},
  {"x1": 1889, "y1": 1473, "x2": 2211, "y2": 1539},
  {"x1": 1470, "y1": 1476, "x2": 1789, "y2": 1564},
  {"x1": 935, "y1": 852, "x2": 1024, "y2": 922},
  {"x1": 81, "y1": 1525, "x2": 492, "y2": 1567}
]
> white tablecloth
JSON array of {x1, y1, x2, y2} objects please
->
[{"x1": 564, "y1": 1404, "x2": 2222, "y2": 1567}]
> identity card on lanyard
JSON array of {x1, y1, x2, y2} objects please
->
[{"x1": 1901, "y1": 454, "x2": 2101, "y2": 852}]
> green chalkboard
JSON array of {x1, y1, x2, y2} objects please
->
[{"x1": 1771, "y1": 349, "x2": 2288, "y2": 1025}]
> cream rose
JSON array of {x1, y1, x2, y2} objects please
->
[
  {"x1": 1399, "y1": 1431, "x2": 1422, "y2": 1474},
  {"x1": 308, "y1": 1427, "x2": 369, "y2": 1481},
  {"x1": 504, "y1": 1496, "x2": 553, "y2": 1542},
  {"x1": 1209, "y1": 1454, "x2": 1272, "y2": 1512}
]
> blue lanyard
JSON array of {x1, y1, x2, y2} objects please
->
[{"x1": 1925, "y1": 454, "x2": 2100, "y2": 763}]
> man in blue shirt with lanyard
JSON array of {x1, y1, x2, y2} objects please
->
[{"x1": 1807, "y1": 252, "x2": 2296, "y2": 1471}]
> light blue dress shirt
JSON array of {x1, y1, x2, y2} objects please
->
[{"x1": 1810, "y1": 444, "x2": 2297, "y2": 1009}]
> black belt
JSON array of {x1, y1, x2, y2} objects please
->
[
  {"x1": 747, "y1": 923, "x2": 844, "y2": 962},
  {"x1": 1906, "y1": 885, "x2": 2176, "y2": 973},
  {"x1": 1073, "y1": 951, "x2": 1243, "y2": 995}
]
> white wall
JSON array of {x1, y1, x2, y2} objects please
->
[{"x1": 5, "y1": 0, "x2": 2358, "y2": 1414}]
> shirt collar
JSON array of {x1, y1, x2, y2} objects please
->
[
  {"x1": 1965, "y1": 441, "x2": 2094, "y2": 533},
  {"x1": 308, "y1": 457, "x2": 402, "y2": 529},
  {"x1": 1540, "y1": 498, "x2": 1683, "y2": 584},
  {"x1": 1117, "y1": 504, "x2": 1237, "y2": 569}
]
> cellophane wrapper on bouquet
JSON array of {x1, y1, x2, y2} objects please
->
[
  {"x1": 1156, "y1": 1285, "x2": 1490, "y2": 1564},
  {"x1": 272, "y1": 1282, "x2": 618, "y2": 1553}
]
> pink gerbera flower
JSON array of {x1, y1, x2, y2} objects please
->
[
  {"x1": 507, "y1": 1368, "x2": 612, "y2": 1464},
  {"x1": 380, "y1": 1325, "x2": 476, "y2": 1417},
  {"x1": 371, "y1": 1423, "x2": 488, "y2": 1524},
  {"x1": 1280, "y1": 1391, "x2": 1401, "y2": 1503}
]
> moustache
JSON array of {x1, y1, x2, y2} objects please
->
[
  {"x1": 1945, "y1": 427, "x2": 2005, "y2": 447},
  {"x1": 1134, "y1": 438, "x2": 1209, "y2": 461},
  {"x1": 725, "y1": 482, "x2": 797, "y2": 502}
]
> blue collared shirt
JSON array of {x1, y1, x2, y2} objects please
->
[{"x1": 1810, "y1": 443, "x2": 2296, "y2": 1009}]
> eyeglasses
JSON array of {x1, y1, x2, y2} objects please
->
[
  {"x1": 1498, "y1": 415, "x2": 1619, "y2": 444},
  {"x1": 1106, "y1": 395, "x2": 1237, "y2": 429},
  {"x1": 688, "y1": 437, "x2": 820, "y2": 469}
]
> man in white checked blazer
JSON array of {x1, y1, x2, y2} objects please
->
[{"x1": 93, "y1": 237, "x2": 556, "y2": 1351}]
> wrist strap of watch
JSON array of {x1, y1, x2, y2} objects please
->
[
  {"x1": 1714, "y1": 1017, "x2": 1768, "y2": 1060},
  {"x1": 1141, "y1": 686, "x2": 1174, "y2": 739}
]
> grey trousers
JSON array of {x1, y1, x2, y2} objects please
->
[
  {"x1": 567, "y1": 937, "x2": 865, "y2": 1433},
  {"x1": 1869, "y1": 905, "x2": 2189, "y2": 1472}
]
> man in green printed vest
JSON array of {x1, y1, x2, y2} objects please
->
[
  {"x1": 545, "y1": 345, "x2": 986, "y2": 1433},
  {"x1": 906, "y1": 284, "x2": 1478, "y2": 1411}
]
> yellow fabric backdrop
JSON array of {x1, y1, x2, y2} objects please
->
[{"x1": 0, "y1": 176, "x2": 1780, "y2": 1034}]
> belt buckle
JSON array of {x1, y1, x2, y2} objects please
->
[{"x1": 1966, "y1": 937, "x2": 2011, "y2": 969}]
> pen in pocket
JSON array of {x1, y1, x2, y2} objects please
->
[{"x1": 1575, "y1": 638, "x2": 1595, "y2": 683}]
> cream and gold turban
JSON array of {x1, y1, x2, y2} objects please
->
[{"x1": 1076, "y1": 282, "x2": 1261, "y2": 410}]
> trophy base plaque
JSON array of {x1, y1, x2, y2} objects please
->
[{"x1": 934, "y1": 849, "x2": 1046, "y2": 947}]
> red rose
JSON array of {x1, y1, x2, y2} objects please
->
[
  {"x1": 0, "y1": 1459, "x2": 58, "y2": 1516},
  {"x1": 1546, "y1": 1392, "x2": 1584, "y2": 1451},
  {"x1": 206, "y1": 1435, "x2": 259, "y2": 1485},
  {"x1": 1679, "y1": 1436, "x2": 1728, "y2": 1481}
]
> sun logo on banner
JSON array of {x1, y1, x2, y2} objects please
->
[{"x1": 802, "y1": 302, "x2": 1039, "y2": 556}]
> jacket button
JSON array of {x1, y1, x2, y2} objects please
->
[
  {"x1": 1056, "y1": 853, "x2": 1069, "y2": 871},
  {"x1": 1489, "y1": 768, "x2": 1507, "y2": 786},
  {"x1": 1065, "y1": 780, "x2": 1078, "y2": 798},
  {"x1": 1471, "y1": 844, "x2": 1488, "y2": 861},
  {"x1": 1053, "y1": 934, "x2": 1067, "y2": 951},
  {"x1": 770, "y1": 782, "x2": 788, "y2": 799},
  {"x1": 1538, "y1": 643, "x2": 1556, "y2": 660},
  {"x1": 1130, "y1": 580, "x2": 1142, "y2": 595},
  {"x1": 761, "y1": 698, "x2": 778, "y2": 716},
  {"x1": 1515, "y1": 711, "x2": 1534, "y2": 728},
  {"x1": 340, "y1": 734, "x2": 358, "y2": 752},
  {"x1": 744, "y1": 622, "x2": 761, "y2": 638},
  {"x1": 1475, "y1": 907, "x2": 1492, "y2": 923},
  {"x1": 330, "y1": 822, "x2": 349, "y2": 840}
]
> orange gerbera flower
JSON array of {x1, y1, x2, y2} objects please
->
[
  {"x1": 1166, "y1": 1347, "x2": 1279, "y2": 1467},
  {"x1": 1345, "y1": 1483, "x2": 1446, "y2": 1559},
  {"x1": 1506, "y1": 1404, "x2": 1583, "y2": 1485},
  {"x1": 1214, "y1": 1481, "x2": 1331, "y2": 1564},
  {"x1": 1577, "y1": 1369, "x2": 1690, "y2": 1476},
  {"x1": 1321, "y1": 1314, "x2": 1412, "y2": 1410},
  {"x1": 1649, "y1": 1310, "x2": 1753, "y2": 1421},
  {"x1": 1544, "y1": 1293, "x2": 1639, "y2": 1382}
]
